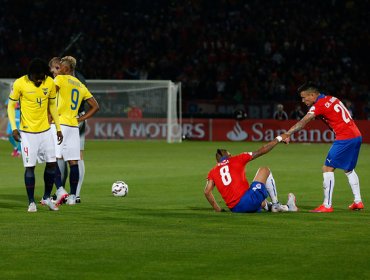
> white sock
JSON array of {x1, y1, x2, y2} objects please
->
[
  {"x1": 76, "y1": 160, "x2": 85, "y2": 197},
  {"x1": 345, "y1": 170, "x2": 362, "y2": 203},
  {"x1": 323, "y1": 172, "x2": 335, "y2": 207},
  {"x1": 265, "y1": 173, "x2": 278, "y2": 204}
]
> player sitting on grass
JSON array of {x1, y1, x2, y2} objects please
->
[{"x1": 204, "y1": 134, "x2": 298, "y2": 213}]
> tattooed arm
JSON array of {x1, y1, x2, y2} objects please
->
[
  {"x1": 251, "y1": 133, "x2": 289, "y2": 160},
  {"x1": 282, "y1": 113, "x2": 315, "y2": 144}
]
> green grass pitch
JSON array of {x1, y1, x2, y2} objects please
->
[{"x1": 0, "y1": 139, "x2": 369, "y2": 280}]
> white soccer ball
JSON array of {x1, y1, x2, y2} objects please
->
[{"x1": 112, "y1": 181, "x2": 129, "y2": 197}]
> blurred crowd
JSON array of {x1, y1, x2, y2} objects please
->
[{"x1": 0, "y1": 0, "x2": 369, "y2": 118}]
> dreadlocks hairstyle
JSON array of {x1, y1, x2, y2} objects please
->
[{"x1": 215, "y1": 149, "x2": 230, "y2": 162}]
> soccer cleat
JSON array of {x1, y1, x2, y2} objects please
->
[
  {"x1": 76, "y1": 196, "x2": 81, "y2": 204},
  {"x1": 286, "y1": 193, "x2": 298, "y2": 212},
  {"x1": 66, "y1": 194, "x2": 76, "y2": 205},
  {"x1": 271, "y1": 202, "x2": 289, "y2": 212},
  {"x1": 11, "y1": 149, "x2": 21, "y2": 157},
  {"x1": 263, "y1": 201, "x2": 272, "y2": 211},
  {"x1": 28, "y1": 202, "x2": 37, "y2": 213},
  {"x1": 348, "y1": 201, "x2": 364, "y2": 210},
  {"x1": 50, "y1": 193, "x2": 57, "y2": 204},
  {"x1": 310, "y1": 204, "x2": 333, "y2": 213},
  {"x1": 40, "y1": 198, "x2": 59, "y2": 211},
  {"x1": 55, "y1": 187, "x2": 69, "y2": 205}
]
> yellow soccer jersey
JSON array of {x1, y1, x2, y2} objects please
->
[
  {"x1": 9, "y1": 75, "x2": 57, "y2": 133},
  {"x1": 54, "y1": 75, "x2": 93, "y2": 127}
]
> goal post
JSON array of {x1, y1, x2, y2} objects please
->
[
  {"x1": 0, "y1": 79, "x2": 182, "y2": 143},
  {"x1": 86, "y1": 80, "x2": 182, "y2": 143}
]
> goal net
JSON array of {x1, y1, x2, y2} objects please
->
[
  {"x1": 0, "y1": 79, "x2": 182, "y2": 143},
  {"x1": 0, "y1": 79, "x2": 13, "y2": 139},
  {"x1": 86, "y1": 80, "x2": 182, "y2": 143}
]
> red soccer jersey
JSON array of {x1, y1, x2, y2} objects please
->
[
  {"x1": 207, "y1": 152, "x2": 253, "y2": 208},
  {"x1": 309, "y1": 95, "x2": 361, "y2": 140}
]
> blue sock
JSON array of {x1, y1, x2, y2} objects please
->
[
  {"x1": 57, "y1": 159, "x2": 68, "y2": 187},
  {"x1": 24, "y1": 167, "x2": 35, "y2": 204},
  {"x1": 55, "y1": 164, "x2": 62, "y2": 189},
  {"x1": 43, "y1": 165, "x2": 56, "y2": 200},
  {"x1": 69, "y1": 164, "x2": 79, "y2": 195}
]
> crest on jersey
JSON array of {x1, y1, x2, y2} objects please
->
[{"x1": 42, "y1": 88, "x2": 48, "y2": 95}]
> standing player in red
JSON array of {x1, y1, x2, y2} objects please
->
[
  {"x1": 284, "y1": 82, "x2": 363, "y2": 212},
  {"x1": 205, "y1": 135, "x2": 298, "y2": 213}
]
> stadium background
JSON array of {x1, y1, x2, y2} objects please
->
[
  {"x1": 0, "y1": 0, "x2": 369, "y2": 120},
  {"x1": 1, "y1": 2, "x2": 370, "y2": 279}
]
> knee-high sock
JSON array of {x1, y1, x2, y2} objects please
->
[
  {"x1": 265, "y1": 173, "x2": 278, "y2": 204},
  {"x1": 57, "y1": 158, "x2": 68, "y2": 187},
  {"x1": 69, "y1": 164, "x2": 79, "y2": 195},
  {"x1": 76, "y1": 160, "x2": 85, "y2": 197},
  {"x1": 323, "y1": 172, "x2": 335, "y2": 207},
  {"x1": 55, "y1": 164, "x2": 62, "y2": 189},
  {"x1": 346, "y1": 170, "x2": 362, "y2": 203},
  {"x1": 43, "y1": 165, "x2": 56, "y2": 199},
  {"x1": 24, "y1": 167, "x2": 35, "y2": 204}
]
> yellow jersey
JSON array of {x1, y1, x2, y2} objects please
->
[
  {"x1": 54, "y1": 75, "x2": 93, "y2": 127},
  {"x1": 9, "y1": 75, "x2": 57, "y2": 133}
]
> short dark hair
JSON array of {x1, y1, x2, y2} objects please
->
[
  {"x1": 297, "y1": 81, "x2": 320, "y2": 94},
  {"x1": 28, "y1": 58, "x2": 49, "y2": 76}
]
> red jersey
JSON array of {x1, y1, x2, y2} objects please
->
[
  {"x1": 127, "y1": 107, "x2": 143, "y2": 119},
  {"x1": 309, "y1": 95, "x2": 361, "y2": 140},
  {"x1": 207, "y1": 152, "x2": 253, "y2": 208}
]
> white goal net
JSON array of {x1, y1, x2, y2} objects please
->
[
  {"x1": 86, "y1": 80, "x2": 182, "y2": 143},
  {"x1": 0, "y1": 79, "x2": 182, "y2": 143},
  {"x1": 0, "y1": 79, "x2": 13, "y2": 138}
]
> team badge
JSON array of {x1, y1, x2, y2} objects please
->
[{"x1": 42, "y1": 88, "x2": 48, "y2": 95}]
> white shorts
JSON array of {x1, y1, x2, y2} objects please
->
[
  {"x1": 52, "y1": 124, "x2": 80, "y2": 161},
  {"x1": 20, "y1": 129, "x2": 56, "y2": 167}
]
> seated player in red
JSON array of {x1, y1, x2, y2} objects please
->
[{"x1": 204, "y1": 134, "x2": 298, "y2": 213}]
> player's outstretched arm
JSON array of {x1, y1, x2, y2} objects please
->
[
  {"x1": 204, "y1": 179, "x2": 225, "y2": 212},
  {"x1": 283, "y1": 113, "x2": 315, "y2": 143},
  {"x1": 251, "y1": 133, "x2": 289, "y2": 160}
]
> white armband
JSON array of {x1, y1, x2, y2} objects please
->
[{"x1": 276, "y1": 136, "x2": 283, "y2": 142}]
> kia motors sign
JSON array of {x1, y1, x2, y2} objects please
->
[{"x1": 84, "y1": 118, "x2": 370, "y2": 143}]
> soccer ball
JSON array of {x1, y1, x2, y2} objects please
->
[{"x1": 112, "y1": 181, "x2": 129, "y2": 197}]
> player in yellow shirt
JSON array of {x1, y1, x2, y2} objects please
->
[
  {"x1": 7, "y1": 58, "x2": 63, "y2": 212},
  {"x1": 52, "y1": 56, "x2": 99, "y2": 205}
]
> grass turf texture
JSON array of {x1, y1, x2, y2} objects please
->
[{"x1": 0, "y1": 140, "x2": 369, "y2": 280}]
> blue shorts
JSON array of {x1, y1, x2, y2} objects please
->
[
  {"x1": 325, "y1": 136, "x2": 362, "y2": 171},
  {"x1": 230, "y1": 182, "x2": 268, "y2": 213}
]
